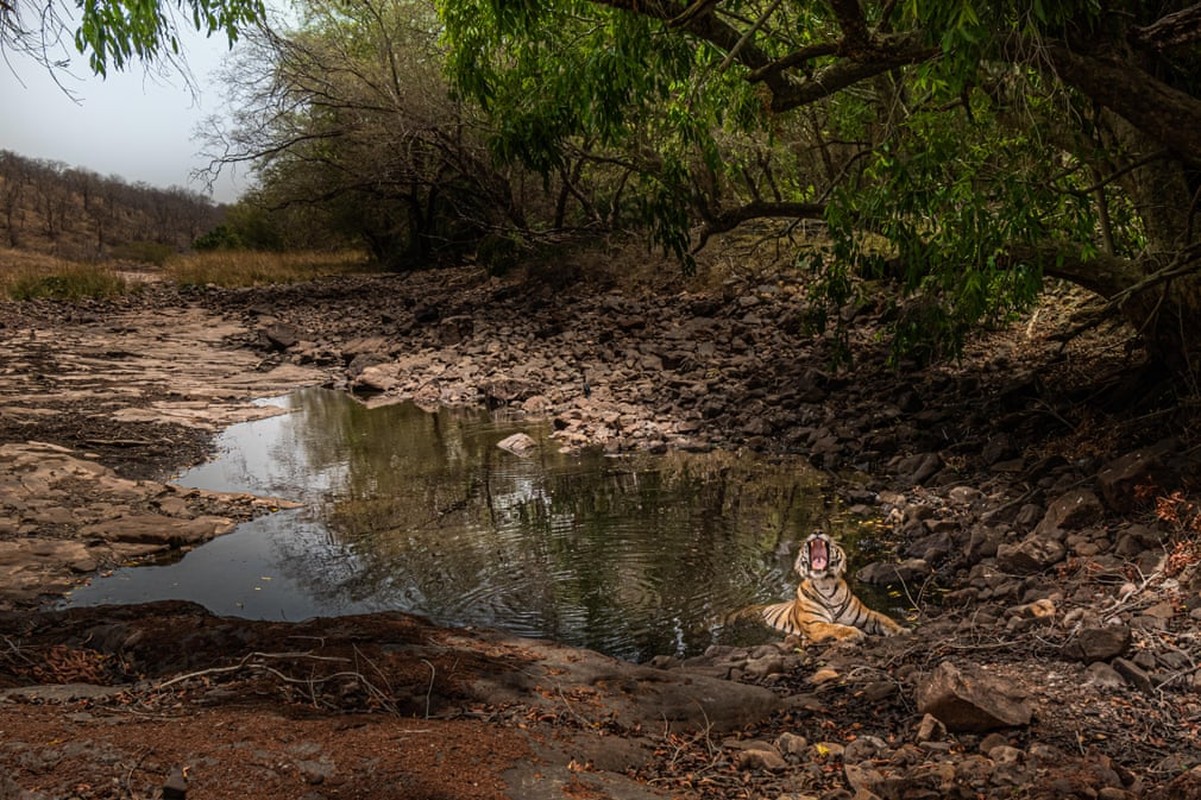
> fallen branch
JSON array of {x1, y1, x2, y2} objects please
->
[{"x1": 154, "y1": 650, "x2": 352, "y2": 691}]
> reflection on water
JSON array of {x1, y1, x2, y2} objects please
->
[{"x1": 66, "y1": 388, "x2": 826, "y2": 661}]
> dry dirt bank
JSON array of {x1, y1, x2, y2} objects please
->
[{"x1": 2, "y1": 263, "x2": 1201, "y2": 799}]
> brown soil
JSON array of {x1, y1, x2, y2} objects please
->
[{"x1": 2, "y1": 258, "x2": 1201, "y2": 800}]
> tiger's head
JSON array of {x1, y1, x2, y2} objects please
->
[{"x1": 794, "y1": 532, "x2": 847, "y2": 581}]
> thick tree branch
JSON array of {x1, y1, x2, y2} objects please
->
[
  {"x1": 593, "y1": 0, "x2": 935, "y2": 112},
  {"x1": 746, "y1": 41, "x2": 839, "y2": 83},
  {"x1": 1129, "y1": 3, "x2": 1201, "y2": 50},
  {"x1": 1039, "y1": 42, "x2": 1201, "y2": 165},
  {"x1": 693, "y1": 199, "x2": 825, "y2": 251},
  {"x1": 768, "y1": 35, "x2": 936, "y2": 111},
  {"x1": 1002, "y1": 241, "x2": 1144, "y2": 299}
]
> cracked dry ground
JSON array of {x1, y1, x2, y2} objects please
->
[{"x1": 3, "y1": 264, "x2": 1201, "y2": 799}]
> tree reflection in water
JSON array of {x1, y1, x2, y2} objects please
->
[{"x1": 81, "y1": 388, "x2": 830, "y2": 661}]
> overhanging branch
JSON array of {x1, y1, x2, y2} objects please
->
[
  {"x1": 1130, "y1": 3, "x2": 1201, "y2": 50},
  {"x1": 693, "y1": 199, "x2": 825, "y2": 251}
]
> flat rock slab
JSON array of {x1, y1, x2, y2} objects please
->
[
  {"x1": 450, "y1": 629, "x2": 781, "y2": 733},
  {"x1": 0, "y1": 306, "x2": 324, "y2": 430},
  {"x1": 0, "y1": 442, "x2": 297, "y2": 607}
]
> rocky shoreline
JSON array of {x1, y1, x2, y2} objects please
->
[{"x1": 2, "y1": 261, "x2": 1201, "y2": 798}]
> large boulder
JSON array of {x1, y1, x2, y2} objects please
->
[{"x1": 915, "y1": 661, "x2": 1033, "y2": 732}]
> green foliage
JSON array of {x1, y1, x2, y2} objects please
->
[
  {"x1": 432, "y1": 0, "x2": 1197, "y2": 365},
  {"x1": 110, "y1": 240, "x2": 175, "y2": 265},
  {"x1": 5, "y1": 265, "x2": 129, "y2": 300},
  {"x1": 193, "y1": 224, "x2": 243, "y2": 251},
  {"x1": 219, "y1": 198, "x2": 287, "y2": 251},
  {"x1": 74, "y1": 0, "x2": 266, "y2": 75},
  {"x1": 436, "y1": 0, "x2": 765, "y2": 265}
]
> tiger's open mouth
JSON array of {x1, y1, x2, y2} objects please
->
[{"x1": 808, "y1": 536, "x2": 829, "y2": 572}]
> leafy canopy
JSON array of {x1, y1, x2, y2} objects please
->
[{"x1": 436, "y1": 0, "x2": 1200, "y2": 362}]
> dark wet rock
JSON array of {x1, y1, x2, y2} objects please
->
[
  {"x1": 1114, "y1": 523, "x2": 1168, "y2": 557},
  {"x1": 965, "y1": 528, "x2": 1002, "y2": 563},
  {"x1": 894, "y1": 452, "x2": 942, "y2": 486},
  {"x1": 480, "y1": 378, "x2": 537, "y2": 407},
  {"x1": 1062, "y1": 626, "x2": 1131, "y2": 664},
  {"x1": 915, "y1": 661, "x2": 1033, "y2": 732},
  {"x1": 905, "y1": 530, "x2": 954, "y2": 562}
]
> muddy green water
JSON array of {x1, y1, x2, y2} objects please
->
[{"x1": 66, "y1": 388, "x2": 828, "y2": 661}]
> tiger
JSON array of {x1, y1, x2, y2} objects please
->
[{"x1": 761, "y1": 531, "x2": 908, "y2": 642}]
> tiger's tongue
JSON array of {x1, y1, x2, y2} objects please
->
[{"x1": 810, "y1": 539, "x2": 828, "y2": 570}]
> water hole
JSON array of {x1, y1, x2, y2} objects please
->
[{"x1": 66, "y1": 388, "x2": 839, "y2": 661}]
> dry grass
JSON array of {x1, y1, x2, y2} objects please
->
[
  {"x1": 165, "y1": 249, "x2": 376, "y2": 287},
  {"x1": 0, "y1": 248, "x2": 128, "y2": 300}
]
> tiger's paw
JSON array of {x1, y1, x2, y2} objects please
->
[{"x1": 805, "y1": 622, "x2": 867, "y2": 644}]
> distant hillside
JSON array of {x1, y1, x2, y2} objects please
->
[{"x1": 0, "y1": 149, "x2": 223, "y2": 261}]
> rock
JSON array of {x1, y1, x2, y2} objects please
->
[
  {"x1": 262, "y1": 321, "x2": 302, "y2": 350},
  {"x1": 843, "y1": 735, "x2": 887, "y2": 762},
  {"x1": 736, "y1": 748, "x2": 787, "y2": 773},
  {"x1": 857, "y1": 558, "x2": 931, "y2": 586},
  {"x1": 895, "y1": 452, "x2": 942, "y2": 486},
  {"x1": 948, "y1": 486, "x2": 984, "y2": 505},
  {"x1": 774, "y1": 732, "x2": 809, "y2": 759},
  {"x1": 346, "y1": 351, "x2": 389, "y2": 377},
  {"x1": 915, "y1": 713, "x2": 946, "y2": 742},
  {"x1": 355, "y1": 364, "x2": 398, "y2": 393},
  {"x1": 966, "y1": 528, "x2": 1002, "y2": 563},
  {"x1": 1112, "y1": 657, "x2": 1156, "y2": 693},
  {"x1": 1009, "y1": 598, "x2": 1056, "y2": 619},
  {"x1": 1097, "y1": 440, "x2": 1176, "y2": 513},
  {"x1": 437, "y1": 315, "x2": 474, "y2": 345},
  {"x1": 844, "y1": 761, "x2": 884, "y2": 795},
  {"x1": 1035, "y1": 488, "x2": 1106, "y2": 536},
  {"x1": 1085, "y1": 662, "x2": 1126, "y2": 689},
  {"x1": 979, "y1": 732, "x2": 1011, "y2": 755},
  {"x1": 481, "y1": 378, "x2": 536, "y2": 407},
  {"x1": 1062, "y1": 626, "x2": 1131, "y2": 663},
  {"x1": 162, "y1": 766, "x2": 188, "y2": 800},
  {"x1": 496, "y1": 432, "x2": 539, "y2": 458},
  {"x1": 995, "y1": 535, "x2": 1066, "y2": 574},
  {"x1": 915, "y1": 661, "x2": 1033, "y2": 732},
  {"x1": 1114, "y1": 523, "x2": 1167, "y2": 557}
]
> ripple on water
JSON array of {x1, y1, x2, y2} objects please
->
[{"x1": 64, "y1": 388, "x2": 827, "y2": 660}]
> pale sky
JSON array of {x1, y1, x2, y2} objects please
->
[{"x1": 1, "y1": 20, "x2": 249, "y2": 204}]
